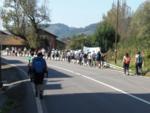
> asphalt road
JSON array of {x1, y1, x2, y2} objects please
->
[{"x1": 3, "y1": 56, "x2": 150, "y2": 113}]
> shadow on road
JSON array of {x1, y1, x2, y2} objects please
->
[
  {"x1": 44, "y1": 92, "x2": 150, "y2": 113},
  {"x1": 44, "y1": 83, "x2": 62, "y2": 90},
  {"x1": 2, "y1": 58, "x2": 25, "y2": 65},
  {"x1": 48, "y1": 68, "x2": 72, "y2": 78},
  {"x1": 1, "y1": 58, "x2": 71, "y2": 91},
  {"x1": 2, "y1": 58, "x2": 72, "y2": 78}
]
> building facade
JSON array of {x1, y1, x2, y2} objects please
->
[
  {"x1": 0, "y1": 30, "x2": 66, "y2": 50},
  {"x1": 0, "y1": 30, "x2": 25, "y2": 48},
  {"x1": 38, "y1": 29, "x2": 57, "y2": 50}
]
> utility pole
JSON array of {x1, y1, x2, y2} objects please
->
[
  {"x1": 0, "y1": 13, "x2": 3, "y2": 88},
  {"x1": 0, "y1": 43, "x2": 3, "y2": 88},
  {"x1": 115, "y1": 0, "x2": 119, "y2": 64}
]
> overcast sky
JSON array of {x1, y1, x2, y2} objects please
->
[{"x1": 0, "y1": 0, "x2": 145, "y2": 29}]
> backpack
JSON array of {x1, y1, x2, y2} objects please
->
[
  {"x1": 96, "y1": 52, "x2": 101, "y2": 61},
  {"x1": 137, "y1": 55, "x2": 142, "y2": 63},
  {"x1": 125, "y1": 57, "x2": 130, "y2": 64},
  {"x1": 32, "y1": 57, "x2": 46, "y2": 74}
]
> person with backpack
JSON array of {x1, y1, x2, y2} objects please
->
[
  {"x1": 135, "y1": 51, "x2": 143, "y2": 75},
  {"x1": 123, "y1": 53, "x2": 131, "y2": 75},
  {"x1": 32, "y1": 51, "x2": 48, "y2": 99}
]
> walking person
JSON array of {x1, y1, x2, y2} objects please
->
[
  {"x1": 32, "y1": 51, "x2": 48, "y2": 99},
  {"x1": 123, "y1": 53, "x2": 131, "y2": 75},
  {"x1": 87, "y1": 52, "x2": 92, "y2": 66},
  {"x1": 101, "y1": 53, "x2": 105, "y2": 68},
  {"x1": 47, "y1": 49, "x2": 51, "y2": 60},
  {"x1": 135, "y1": 51, "x2": 143, "y2": 75},
  {"x1": 27, "y1": 50, "x2": 35, "y2": 82},
  {"x1": 96, "y1": 51, "x2": 101, "y2": 68},
  {"x1": 91, "y1": 51, "x2": 96, "y2": 67}
]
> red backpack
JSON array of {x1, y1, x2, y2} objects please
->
[{"x1": 125, "y1": 57, "x2": 131, "y2": 64}]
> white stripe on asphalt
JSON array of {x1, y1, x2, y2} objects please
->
[
  {"x1": 3, "y1": 79, "x2": 30, "y2": 87},
  {"x1": 2, "y1": 62, "x2": 44, "y2": 113},
  {"x1": 48, "y1": 64, "x2": 150, "y2": 105}
]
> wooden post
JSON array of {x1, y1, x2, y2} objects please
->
[
  {"x1": 0, "y1": 44, "x2": 3, "y2": 88},
  {"x1": 115, "y1": 0, "x2": 119, "y2": 64}
]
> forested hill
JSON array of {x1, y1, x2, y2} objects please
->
[{"x1": 43, "y1": 23, "x2": 98, "y2": 38}]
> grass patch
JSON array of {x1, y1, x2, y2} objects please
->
[{"x1": 0, "y1": 99, "x2": 17, "y2": 113}]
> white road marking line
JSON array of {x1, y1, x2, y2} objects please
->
[
  {"x1": 3, "y1": 79, "x2": 29, "y2": 87},
  {"x1": 48, "y1": 64, "x2": 150, "y2": 105},
  {"x1": 2, "y1": 62, "x2": 44, "y2": 113}
]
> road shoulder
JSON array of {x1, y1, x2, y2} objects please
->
[{"x1": 0, "y1": 63, "x2": 37, "y2": 113}]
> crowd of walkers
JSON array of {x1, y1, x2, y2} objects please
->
[
  {"x1": 3, "y1": 46, "x2": 144, "y2": 75},
  {"x1": 4, "y1": 46, "x2": 107, "y2": 68}
]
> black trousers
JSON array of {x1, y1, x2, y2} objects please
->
[
  {"x1": 136, "y1": 63, "x2": 142, "y2": 75},
  {"x1": 33, "y1": 73, "x2": 44, "y2": 84},
  {"x1": 123, "y1": 63, "x2": 129, "y2": 74}
]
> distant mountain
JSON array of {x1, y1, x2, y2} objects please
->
[{"x1": 43, "y1": 23, "x2": 98, "y2": 38}]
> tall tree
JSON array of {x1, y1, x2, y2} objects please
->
[
  {"x1": 129, "y1": 0, "x2": 150, "y2": 49},
  {"x1": 1, "y1": 0, "x2": 50, "y2": 48},
  {"x1": 66, "y1": 34, "x2": 93, "y2": 50},
  {"x1": 103, "y1": 0, "x2": 132, "y2": 40},
  {"x1": 94, "y1": 21, "x2": 118, "y2": 52},
  {"x1": 1, "y1": 0, "x2": 28, "y2": 39}
]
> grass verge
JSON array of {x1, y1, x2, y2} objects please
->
[{"x1": 0, "y1": 99, "x2": 17, "y2": 113}]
